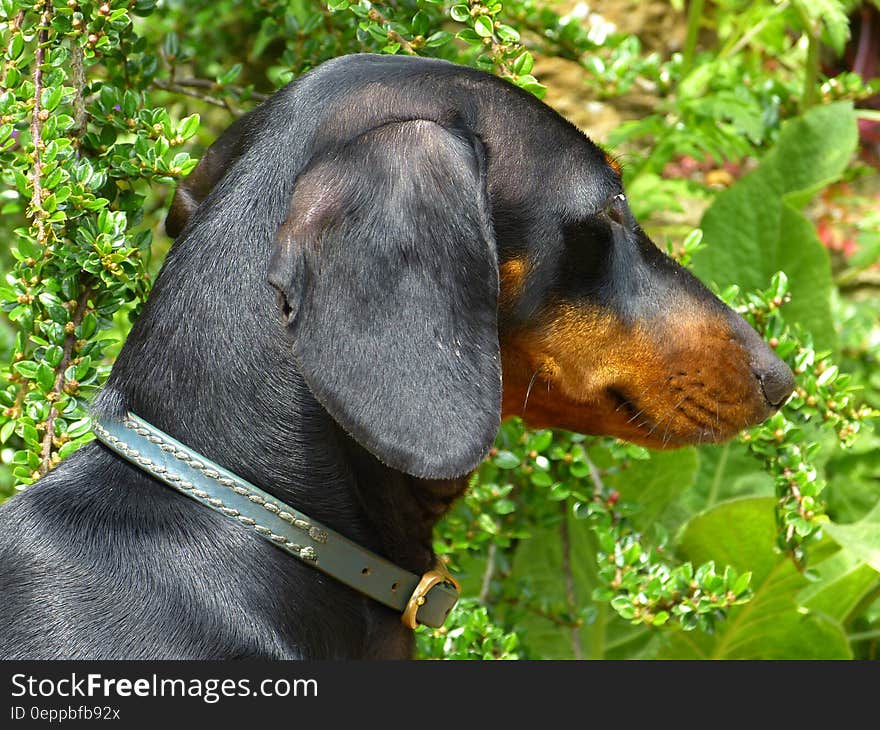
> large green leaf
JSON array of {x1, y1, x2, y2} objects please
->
[
  {"x1": 509, "y1": 509, "x2": 658, "y2": 659},
  {"x1": 658, "y1": 497, "x2": 852, "y2": 659},
  {"x1": 692, "y1": 102, "x2": 858, "y2": 350},
  {"x1": 825, "y1": 501, "x2": 880, "y2": 573},
  {"x1": 603, "y1": 447, "x2": 700, "y2": 532},
  {"x1": 826, "y1": 430, "x2": 880, "y2": 523},
  {"x1": 798, "y1": 546, "x2": 880, "y2": 624},
  {"x1": 692, "y1": 441, "x2": 772, "y2": 508}
]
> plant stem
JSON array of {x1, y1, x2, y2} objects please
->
[
  {"x1": 798, "y1": 2, "x2": 821, "y2": 111},
  {"x1": 589, "y1": 602, "x2": 607, "y2": 660},
  {"x1": 152, "y1": 78, "x2": 236, "y2": 112},
  {"x1": 848, "y1": 629, "x2": 880, "y2": 643},
  {"x1": 802, "y1": 29, "x2": 820, "y2": 109},
  {"x1": 39, "y1": 286, "x2": 92, "y2": 476},
  {"x1": 478, "y1": 542, "x2": 497, "y2": 603},
  {"x1": 163, "y1": 76, "x2": 269, "y2": 102},
  {"x1": 682, "y1": 0, "x2": 706, "y2": 75},
  {"x1": 29, "y1": 5, "x2": 52, "y2": 247},
  {"x1": 69, "y1": 38, "x2": 87, "y2": 141},
  {"x1": 559, "y1": 502, "x2": 583, "y2": 659},
  {"x1": 707, "y1": 441, "x2": 731, "y2": 509}
]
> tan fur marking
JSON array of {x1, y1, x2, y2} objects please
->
[
  {"x1": 498, "y1": 258, "x2": 528, "y2": 310},
  {"x1": 605, "y1": 152, "x2": 623, "y2": 176},
  {"x1": 500, "y1": 301, "x2": 772, "y2": 448}
]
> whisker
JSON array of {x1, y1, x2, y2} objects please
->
[
  {"x1": 662, "y1": 411, "x2": 675, "y2": 446},
  {"x1": 522, "y1": 369, "x2": 540, "y2": 415},
  {"x1": 646, "y1": 392, "x2": 688, "y2": 439},
  {"x1": 626, "y1": 407, "x2": 646, "y2": 425}
]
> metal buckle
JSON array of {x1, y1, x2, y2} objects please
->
[{"x1": 401, "y1": 562, "x2": 461, "y2": 630}]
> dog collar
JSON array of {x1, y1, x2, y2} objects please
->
[{"x1": 92, "y1": 412, "x2": 460, "y2": 629}]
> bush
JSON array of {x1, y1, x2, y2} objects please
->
[{"x1": 1, "y1": 0, "x2": 878, "y2": 659}]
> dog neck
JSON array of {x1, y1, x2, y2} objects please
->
[{"x1": 93, "y1": 274, "x2": 465, "y2": 577}]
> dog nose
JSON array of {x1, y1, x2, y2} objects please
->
[
  {"x1": 755, "y1": 358, "x2": 795, "y2": 408},
  {"x1": 724, "y1": 309, "x2": 795, "y2": 410}
]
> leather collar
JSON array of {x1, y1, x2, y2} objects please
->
[{"x1": 93, "y1": 412, "x2": 459, "y2": 629}]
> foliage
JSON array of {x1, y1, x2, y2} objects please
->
[
  {"x1": 1, "y1": 0, "x2": 878, "y2": 659},
  {"x1": 0, "y1": 0, "x2": 198, "y2": 485}
]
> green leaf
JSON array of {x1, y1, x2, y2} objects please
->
[
  {"x1": 798, "y1": 545, "x2": 880, "y2": 623},
  {"x1": 569, "y1": 460, "x2": 589, "y2": 478},
  {"x1": 36, "y1": 362, "x2": 56, "y2": 392},
  {"x1": 692, "y1": 102, "x2": 858, "y2": 350},
  {"x1": 43, "y1": 84, "x2": 64, "y2": 112},
  {"x1": 66, "y1": 417, "x2": 92, "y2": 439},
  {"x1": 20, "y1": 423, "x2": 39, "y2": 447},
  {"x1": 411, "y1": 10, "x2": 429, "y2": 36},
  {"x1": 825, "y1": 502, "x2": 880, "y2": 573},
  {"x1": 0, "y1": 420, "x2": 15, "y2": 445},
  {"x1": 529, "y1": 470, "x2": 553, "y2": 487},
  {"x1": 495, "y1": 24, "x2": 520, "y2": 42},
  {"x1": 43, "y1": 345, "x2": 64, "y2": 368},
  {"x1": 7, "y1": 32, "x2": 23, "y2": 60},
  {"x1": 450, "y1": 4, "x2": 470, "y2": 22},
  {"x1": 509, "y1": 508, "x2": 658, "y2": 659},
  {"x1": 12, "y1": 360, "x2": 39, "y2": 379},
  {"x1": 163, "y1": 31, "x2": 179, "y2": 60},
  {"x1": 606, "y1": 447, "x2": 699, "y2": 532},
  {"x1": 77, "y1": 312, "x2": 98, "y2": 339},
  {"x1": 456, "y1": 28, "x2": 481, "y2": 43},
  {"x1": 659, "y1": 497, "x2": 852, "y2": 659},
  {"x1": 678, "y1": 441, "x2": 774, "y2": 519},
  {"x1": 794, "y1": 0, "x2": 850, "y2": 54},
  {"x1": 216, "y1": 64, "x2": 242, "y2": 86},
  {"x1": 512, "y1": 51, "x2": 534, "y2": 75},
  {"x1": 493, "y1": 450, "x2": 520, "y2": 469},
  {"x1": 424, "y1": 31, "x2": 452, "y2": 47},
  {"x1": 526, "y1": 430, "x2": 553, "y2": 453},
  {"x1": 474, "y1": 16, "x2": 494, "y2": 38}
]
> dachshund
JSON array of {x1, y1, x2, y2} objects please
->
[{"x1": 0, "y1": 53, "x2": 793, "y2": 659}]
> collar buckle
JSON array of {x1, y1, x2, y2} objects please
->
[{"x1": 401, "y1": 561, "x2": 461, "y2": 629}]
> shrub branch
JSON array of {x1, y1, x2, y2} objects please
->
[
  {"x1": 38, "y1": 286, "x2": 93, "y2": 476},
  {"x1": 29, "y1": 5, "x2": 52, "y2": 247}
]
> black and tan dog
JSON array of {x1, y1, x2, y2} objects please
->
[{"x1": 0, "y1": 54, "x2": 793, "y2": 659}]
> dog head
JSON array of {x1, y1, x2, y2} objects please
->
[{"x1": 167, "y1": 55, "x2": 793, "y2": 480}]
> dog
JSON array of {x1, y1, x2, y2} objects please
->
[{"x1": 0, "y1": 53, "x2": 793, "y2": 659}]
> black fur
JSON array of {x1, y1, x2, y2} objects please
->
[{"x1": 0, "y1": 54, "x2": 791, "y2": 659}]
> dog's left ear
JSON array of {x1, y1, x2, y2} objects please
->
[{"x1": 268, "y1": 120, "x2": 500, "y2": 479}]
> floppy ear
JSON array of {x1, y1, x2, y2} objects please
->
[
  {"x1": 166, "y1": 111, "x2": 256, "y2": 237},
  {"x1": 268, "y1": 120, "x2": 501, "y2": 479}
]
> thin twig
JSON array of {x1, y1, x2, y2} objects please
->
[
  {"x1": 367, "y1": 8, "x2": 416, "y2": 54},
  {"x1": 835, "y1": 269, "x2": 880, "y2": 291},
  {"x1": 582, "y1": 451, "x2": 605, "y2": 498},
  {"x1": 68, "y1": 37, "x2": 88, "y2": 141},
  {"x1": 152, "y1": 78, "x2": 237, "y2": 113},
  {"x1": 478, "y1": 542, "x2": 497, "y2": 603},
  {"x1": 559, "y1": 501, "x2": 583, "y2": 659},
  {"x1": 169, "y1": 77, "x2": 269, "y2": 102},
  {"x1": 501, "y1": 596, "x2": 583, "y2": 628},
  {"x1": 29, "y1": 4, "x2": 52, "y2": 247},
  {"x1": 39, "y1": 287, "x2": 92, "y2": 476}
]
